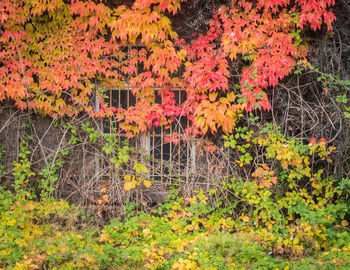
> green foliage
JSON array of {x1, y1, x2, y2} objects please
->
[
  {"x1": 38, "y1": 160, "x2": 60, "y2": 199},
  {"x1": 314, "y1": 68, "x2": 350, "y2": 118},
  {"x1": 1, "y1": 122, "x2": 350, "y2": 269},
  {"x1": 220, "y1": 124, "x2": 350, "y2": 258},
  {"x1": 0, "y1": 186, "x2": 349, "y2": 269},
  {"x1": 81, "y1": 122, "x2": 101, "y2": 143},
  {"x1": 103, "y1": 134, "x2": 132, "y2": 168},
  {"x1": 10, "y1": 137, "x2": 65, "y2": 201},
  {"x1": 0, "y1": 196, "x2": 102, "y2": 269},
  {"x1": 0, "y1": 146, "x2": 5, "y2": 177},
  {"x1": 12, "y1": 140, "x2": 36, "y2": 200}
]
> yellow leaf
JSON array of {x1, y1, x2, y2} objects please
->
[
  {"x1": 124, "y1": 174, "x2": 131, "y2": 181},
  {"x1": 143, "y1": 228, "x2": 150, "y2": 236},
  {"x1": 241, "y1": 215, "x2": 250, "y2": 222},
  {"x1": 293, "y1": 237, "x2": 300, "y2": 245},
  {"x1": 143, "y1": 180, "x2": 152, "y2": 188},
  {"x1": 267, "y1": 222, "x2": 273, "y2": 230},
  {"x1": 342, "y1": 220, "x2": 349, "y2": 227},
  {"x1": 304, "y1": 225, "x2": 312, "y2": 232},
  {"x1": 124, "y1": 181, "x2": 136, "y2": 191},
  {"x1": 186, "y1": 196, "x2": 197, "y2": 204},
  {"x1": 102, "y1": 195, "x2": 109, "y2": 202},
  {"x1": 209, "y1": 92, "x2": 218, "y2": 102},
  {"x1": 195, "y1": 116, "x2": 206, "y2": 130},
  {"x1": 7, "y1": 218, "x2": 17, "y2": 226},
  {"x1": 227, "y1": 92, "x2": 236, "y2": 102},
  {"x1": 281, "y1": 161, "x2": 288, "y2": 169},
  {"x1": 180, "y1": 49, "x2": 187, "y2": 60}
]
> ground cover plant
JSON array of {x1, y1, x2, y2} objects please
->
[
  {"x1": 0, "y1": 180, "x2": 350, "y2": 269},
  {"x1": 1, "y1": 0, "x2": 350, "y2": 269},
  {"x1": 1, "y1": 123, "x2": 350, "y2": 269}
]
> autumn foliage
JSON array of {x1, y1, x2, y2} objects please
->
[
  {"x1": 0, "y1": 0, "x2": 336, "y2": 136},
  {"x1": 2, "y1": 1, "x2": 350, "y2": 268}
]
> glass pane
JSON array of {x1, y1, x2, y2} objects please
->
[
  {"x1": 151, "y1": 136, "x2": 162, "y2": 160},
  {"x1": 111, "y1": 89, "x2": 119, "y2": 108},
  {"x1": 162, "y1": 142, "x2": 170, "y2": 161},
  {"x1": 119, "y1": 90, "x2": 128, "y2": 109}
]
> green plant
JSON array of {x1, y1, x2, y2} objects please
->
[
  {"x1": 12, "y1": 140, "x2": 36, "y2": 200},
  {"x1": 0, "y1": 146, "x2": 5, "y2": 177},
  {"x1": 38, "y1": 160, "x2": 60, "y2": 200}
]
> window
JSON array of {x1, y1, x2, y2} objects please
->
[
  {"x1": 97, "y1": 46, "x2": 195, "y2": 184},
  {"x1": 147, "y1": 88, "x2": 195, "y2": 182},
  {"x1": 100, "y1": 87, "x2": 195, "y2": 183}
]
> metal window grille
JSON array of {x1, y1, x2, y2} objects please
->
[{"x1": 98, "y1": 45, "x2": 195, "y2": 186}]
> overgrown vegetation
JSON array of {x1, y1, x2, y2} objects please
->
[
  {"x1": 1, "y1": 0, "x2": 350, "y2": 268},
  {"x1": 1, "y1": 121, "x2": 350, "y2": 269},
  {"x1": 1, "y1": 180, "x2": 350, "y2": 269}
]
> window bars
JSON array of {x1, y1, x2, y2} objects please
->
[{"x1": 99, "y1": 45, "x2": 195, "y2": 186}]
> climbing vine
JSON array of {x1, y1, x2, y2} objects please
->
[{"x1": 0, "y1": 0, "x2": 336, "y2": 137}]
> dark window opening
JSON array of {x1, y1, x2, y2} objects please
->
[{"x1": 99, "y1": 46, "x2": 194, "y2": 184}]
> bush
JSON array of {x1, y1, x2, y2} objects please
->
[{"x1": 1, "y1": 124, "x2": 350, "y2": 269}]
